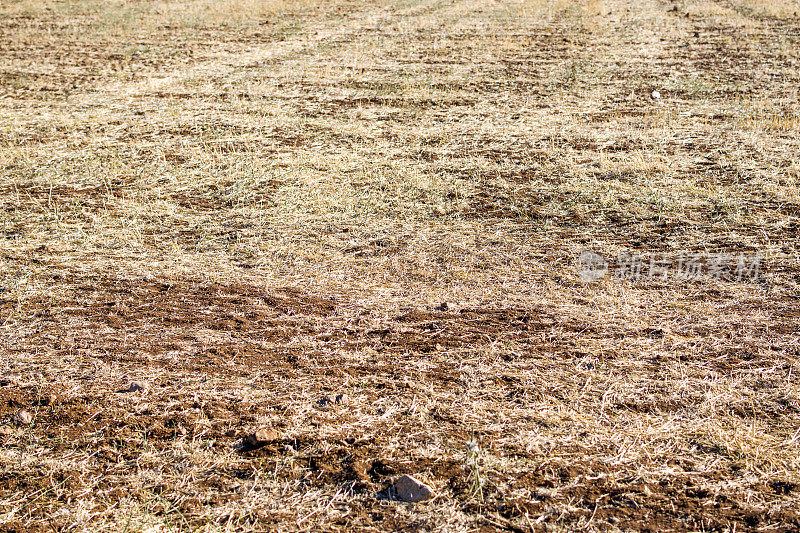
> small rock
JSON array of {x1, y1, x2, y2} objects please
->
[
  {"x1": 0, "y1": 425, "x2": 12, "y2": 436},
  {"x1": 13, "y1": 409, "x2": 33, "y2": 426},
  {"x1": 651, "y1": 90, "x2": 661, "y2": 100},
  {"x1": 39, "y1": 393, "x2": 59, "y2": 406},
  {"x1": 122, "y1": 381, "x2": 147, "y2": 393},
  {"x1": 392, "y1": 474, "x2": 434, "y2": 503},
  {"x1": 135, "y1": 404, "x2": 152, "y2": 415},
  {"x1": 434, "y1": 302, "x2": 449, "y2": 312},
  {"x1": 317, "y1": 395, "x2": 332, "y2": 407},
  {"x1": 317, "y1": 394, "x2": 347, "y2": 407},
  {"x1": 244, "y1": 427, "x2": 279, "y2": 448}
]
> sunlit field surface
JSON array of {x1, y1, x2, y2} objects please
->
[{"x1": 1, "y1": 0, "x2": 799, "y2": 530}]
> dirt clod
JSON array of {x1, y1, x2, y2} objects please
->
[
  {"x1": 244, "y1": 427, "x2": 279, "y2": 448},
  {"x1": 317, "y1": 396, "x2": 332, "y2": 407},
  {"x1": 317, "y1": 394, "x2": 347, "y2": 407}
]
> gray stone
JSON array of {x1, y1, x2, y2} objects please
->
[
  {"x1": 13, "y1": 409, "x2": 33, "y2": 426},
  {"x1": 392, "y1": 474, "x2": 434, "y2": 502},
  {"x1": 123, "y1": 381, "x2": 147, "y2": 393}
]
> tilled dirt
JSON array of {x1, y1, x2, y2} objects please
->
[{"x1": 3, "y1": 271, "x2": 800, "y2": 531}]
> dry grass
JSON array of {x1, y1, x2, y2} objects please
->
[{"x1": 1, "y1": 0, "x2": 800, "y2": 531}]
